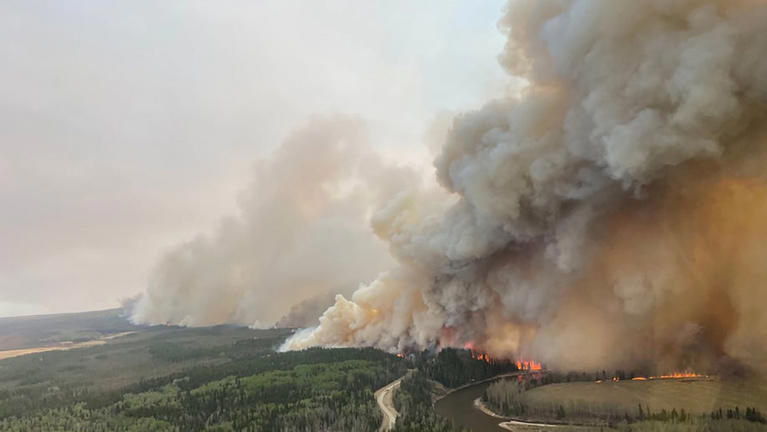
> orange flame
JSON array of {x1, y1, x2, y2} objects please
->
[
  {"x1": 462, "y1": 343, "x2": 545, "y2": 370},
  {"x1": 515, "y1": 360, "x2": 543, "y2": 371},
  {"x1": 597, "y1": 371, "x2": 705, "y2": 383},
  {"x1": 651, "y1": 372, "x2": 705, "y2": 379},
  {"x1": 470, "y1": 349, "x2": 494, "y2": 362},
  {"x1": 463, "y1": 342, "x2": 496, "y2": 363}
]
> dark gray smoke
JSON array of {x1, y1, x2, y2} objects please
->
[{"x1": 283, "y1": 0, "x2": 767, "y2": 374}]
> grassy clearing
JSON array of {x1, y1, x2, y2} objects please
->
[
  {"x1": 499, "y1": 419, "x2": 767, "y2": 432},
  {"x1": 487, "y1": 375, "x2": 767, "y2": 431},
  {"x1": 522, "y1": 377, "x2": 767, "y2": 416}
]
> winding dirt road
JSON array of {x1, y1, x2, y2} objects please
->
[
  {"x1": 498, "y1": 419, "x2": 568, "y2": 430},
  {"x1": 375, "y1": 375, "x2": 405, "y2": 432}
]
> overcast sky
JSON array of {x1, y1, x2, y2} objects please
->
[{"x1": 0, "y1": 0, "x2": 508, "y2": 317}]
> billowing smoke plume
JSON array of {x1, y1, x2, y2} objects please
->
[
  {"x1": 132, "y1": 116, "x2": 417, "y2": 327},
  {"x1": 283, "y1": 0, "x2": 767, "y2": 373}
]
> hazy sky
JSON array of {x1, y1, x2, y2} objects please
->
[{"x1": 0, "y1": 0, "x2": 508, "y2": 317}]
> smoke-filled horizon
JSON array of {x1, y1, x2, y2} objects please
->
[
  {"x1": 0, "y1": 0, "x2": 508, "y2": 318},
  {"x1": 136, "y1": 0, "x2": 767, "y2": 374},
  {"x1": 132, "y1": 116, "x2": 421, "y2": 327}
]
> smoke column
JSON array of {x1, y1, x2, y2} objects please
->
[
  {"x1": 282, "y1": 0, "x2": 767, "y2": 373},
  {"x1": 132, "y1": 116, "x2": 417, "y2": 327}
]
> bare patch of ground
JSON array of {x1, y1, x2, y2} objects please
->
[{"x1": 0, "y1": 331, "x2": 135, "y2": 361}]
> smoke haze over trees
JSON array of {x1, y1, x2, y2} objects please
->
[{"x1": 136, "y1": 0, "x2": 767, "y2": 374}]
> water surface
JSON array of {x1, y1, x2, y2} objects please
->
[{"x1": 434, "y1": 381, "x2": 506, "y2": 432}]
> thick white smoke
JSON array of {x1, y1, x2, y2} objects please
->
[
  {"x1": 283, "y1": 0, "x2": 767, "y2": 373},
  {"x1": 132, "y1": 116, "x2": 417, "y2": 327}
]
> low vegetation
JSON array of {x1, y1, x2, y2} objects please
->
[{"x1": 485, "y1": 374, "x2": 767, "y2": 432}]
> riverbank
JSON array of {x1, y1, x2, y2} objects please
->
[
  {"x1": 474, "y1": 398, "x2": 576, "y2": 430},
  {"x1": 473, "y1": 397, "x2": 506, "y2": 419},
  {"x1": 434, "y1": 373, "x2": 526, "y2": 431},
  {"x1": 434, "y1": 372, "x2": 522, "y2": 403},
  {"x1": 436, "y1": 373, "x2": 592, "y2": 431},
  {"x1": 478, "y1": 395, "x2": 605, "y2": 430}
]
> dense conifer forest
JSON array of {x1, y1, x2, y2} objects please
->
[
  {"x1": 1, "y1": 345, "x2": 404, "y2": 432},
  {"x1": 0, "y1": 319, "x2": 517, "y2": 432}
]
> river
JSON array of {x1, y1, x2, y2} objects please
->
[{"x1": 434, "y1": 380, "x2": 507, "y2": 432}]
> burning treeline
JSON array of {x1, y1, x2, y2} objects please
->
[
  {"x1": 135, "y1": 0, "x2": 767, "y2": 375},
  {"x1": 466, "y1": 345, "x2": 703, "y2": 381},
  {"x1": 282, "y1": 0, "x2": 767, "y2": 375},
  {"x1": 465, "y1": 342, "x2": 541, "y2": 370}
]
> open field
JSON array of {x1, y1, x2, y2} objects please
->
[
  {"x1": 484, "y1": 376, "x2": 767, "y2": 432},
  {"x1": 522, "y1": 377, "x2": 767, "y2": 416},
  {"x1": 0, "y1": 331, "x2": 137, "y2": 361},
  {"x1": 0, "y1": 340, "x2": 105, "y2": 362},
  {"x1": 0, "y1": 308, "x2": 138, "y2": 351}
]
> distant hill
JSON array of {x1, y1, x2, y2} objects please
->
[{"x1": 0, "y1": 308, "x2": 139, "y2": 351}]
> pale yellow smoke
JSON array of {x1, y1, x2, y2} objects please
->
[{"x1": 132, "y1": 116, "x2": 415, "y2": 327}]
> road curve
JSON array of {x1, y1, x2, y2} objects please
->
[
  {"x1": 499, "y1": 419, "x2": 566, "y2": 430},
  {"x1": 375, "y1": 375, "x2": 405, "y2": 432}
]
